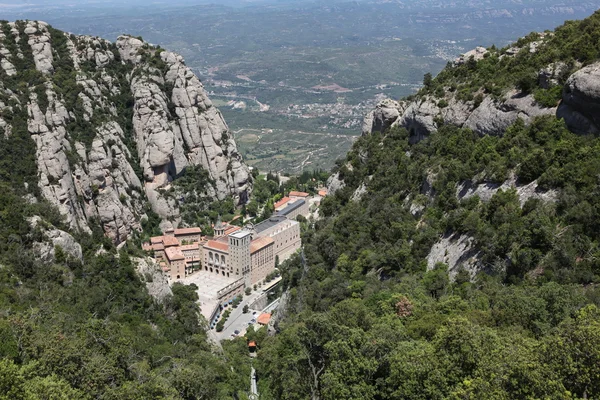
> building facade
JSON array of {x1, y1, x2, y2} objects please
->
[
  {"x1": 174, "y1": 227, "x2": 202, "y2": 244},
  {"x1": 229, "y1": 231, "x2": 252, "y2": 287},
  {"x1": 255, "y1": 216, "x2": 301, "y2": 263},
  {"x1": 250, "y1": 237, "x2": 275, "y2": 285},
  {"x1": 204, "y1": 239, "x2": 230, "y2": 277}
]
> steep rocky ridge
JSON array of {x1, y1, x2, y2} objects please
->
[
  {"x1": 0, "y1": 20, "x2": 251, "y2": 242},
  {"x1": 363, "y1": 29, "x2": 600, "y2": 141}
]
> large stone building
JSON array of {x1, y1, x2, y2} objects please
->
[
  {"x1": 254, "y1": 216, "x2": 301, "y2": 263},
  {"x1": 144, "y1": 214, "x2": 301, "y2": 284},
  {"x1": 204, "y1": 238, "x2": 230, "y2": 277},
  {"x1": 164, "y1": 246, "x2": 186, "y2": 280}
]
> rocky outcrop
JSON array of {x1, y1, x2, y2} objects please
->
[
  {"x1": 558, "y1": 62, "x2": 600, "y2": 135},
  {"x1": 1, "y1": 21, "x2": 252, "y2": 241},
  {"x1": 123, "y1": 44, "x2": 251, "y2": 219},
  {"x1": 28, "y1": 216, "x2": 83, "y2": 262},
  {"x1": 426, "y1": 233, "x2": 482, "y2": 279},
  {"x1": 326, "y1": 171, "x2": 346, "y2": 195},
  {"x1": 363, "y1": 89, "x2": 556, "y2": 142},
  {"x1": 24, "y1": 21, "x2": 54, "y2": 74},
  {"x1": 134, "y1": 257, "x2": 172, "y2": 303},
  {"x1": 363, "y1": 43, "x2": 599, "y2": 141},
  {"x1": 456, "y1": 175, "x2": 558, "y2": 206}
]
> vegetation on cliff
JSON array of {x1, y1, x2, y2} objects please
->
[{"x1": 255, "y1": 11, "x2": 600, "y2": 400}]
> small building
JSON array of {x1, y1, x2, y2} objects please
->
[
  {"x1": 289, "y1": 191, "x2": 310, "y2": 199},
  {"x1": 276, "y1": 198, "x2": 308, "y2": 220},
  {"x1": 257, "y1": 313, "x2": 272, "y2": 325},
  {"x1": 274, "y1": 196, "x2": 291, "y2": 211},
  {"x1": 165, "y1": 246, "x2": 186, "y2": 280}
]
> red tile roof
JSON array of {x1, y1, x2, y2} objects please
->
[
  {"x1": 224, "y1": 226, "x2": 241, "y2": 236},
  {"x1": 162, "y1": 236, "x2": 180, "y2": 247},
  {"x1": 151, "y1": 236, "x2": 163, "y2": 244},
  {"x1": 289, "y1": 191, "x2": 309, "y2": 198},
  {"x1": 257, "y1": 313, "x2": 271, "y2": 325},
  {"x1": 174, "y1": 227, "x2": 202, "y2": 235},
  {"x1": 164, "y1": 247, "x2": 185, "y2": 261},
  {"x1": 205, "y1": 240, "x2": 229, "y2": 252},
  {"x1": 318, "y1": 189, "x2": 328, "y2": 197},
  {"x1": 180, "y1": 244, "x2": 199, "y2": 251},
  {"x1": 250, "y1": 236, "x2": 274, "y2": 254},
  {"x1": 274, "y1": 197, "x2": 291, "y2": 209}
]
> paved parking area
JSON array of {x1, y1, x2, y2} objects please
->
[{"x1": 177, "y1": 270, "x2": 236, "y2": 320}]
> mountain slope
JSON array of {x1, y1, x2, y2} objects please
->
[
  {"x1": 256, "y1": 11, "x2": 600, "y2": 400},
  {"x1": 0, "y1": 20, "x2": 251, "y2": 242}
]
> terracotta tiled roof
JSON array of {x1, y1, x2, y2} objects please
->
[
  {"x1": 180, "y1": 244, "x2": 199, "y2": 251},
  {"x1": 274, "y1": 197, "x2": 291, "y2": 209},
  {"x1": 205, "y1": 240, "x2": 229, "y2": 252},
  {"x1": 162, "y1": 236, "x2": 180, "y2": 247},
  {"x1": 250, "y1": 236, "x2": 274, "y2": 254},
  {"x1": 257, "y1": 313, "x2": 271, "y2": 325},
  {"x1": 151, "y1": 243, "x2": 165, "y2": 251},
  {"x1": 151, "y1": 236, "x2": 163, "y2": 244},
  {"x1": 174, "y1": 227, "x2": 202, "y2": 235},
  {"x1": 164, "y1": 247, "x2": 185, "y2": 261},
  {"x1": 289, "y1": 191, "x2": 309, "y2": 198},
  {"x1": 224, "y1": 226, "x2": 241, "y2": 236},
  {"x1": 318, "y1": 189, "x2": 328, "y2": 197}
]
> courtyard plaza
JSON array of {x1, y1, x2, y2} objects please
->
[{"x1": 176, "y1": 269, "x2": 236, "y2": 321}]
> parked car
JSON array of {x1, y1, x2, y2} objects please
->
[{"x1": 234, "y1": 330, "x2": 240, "y2": 335}]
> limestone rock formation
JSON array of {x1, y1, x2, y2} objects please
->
[
  {"x1": 0, "y1": 21, "x2": 252, "y2": 242},
  {"x1": 28, "y1": 216, "x2": 83, "y2": 262},
  {"x1": 426, "y1": 233, "x2": 483, "y2": 279},
  {"x1": 363, "y1": 88, "x2": 556, "y2": 142},
  {"x1": 558, "y1": 61, "x2": 600, "y2": 135},
  {"x1": 134, "y1": 257, "x2": 172, "y2": 303}
]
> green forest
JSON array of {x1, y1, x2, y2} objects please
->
[{"x1": 256, "y1": 118, "x2": 600, "y2": 399}]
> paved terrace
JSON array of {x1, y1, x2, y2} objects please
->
[{"x1": 176, "y1": 270, "x2": 236, "y2": 320}]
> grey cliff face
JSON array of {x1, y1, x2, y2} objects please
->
[
  {"x1": 558, "y1": 62, "x2": 600, "y2": 135},
  {"x1": 1, "y1": 22, "x2": 252, "y2": 241},
  {"x1": 363, "y1": 87, "x2": 558, "y2": 142}
]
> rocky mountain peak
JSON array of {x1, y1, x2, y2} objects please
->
[{"x1": 0, "y1": 21, "x2": 252, "y2": 242}]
